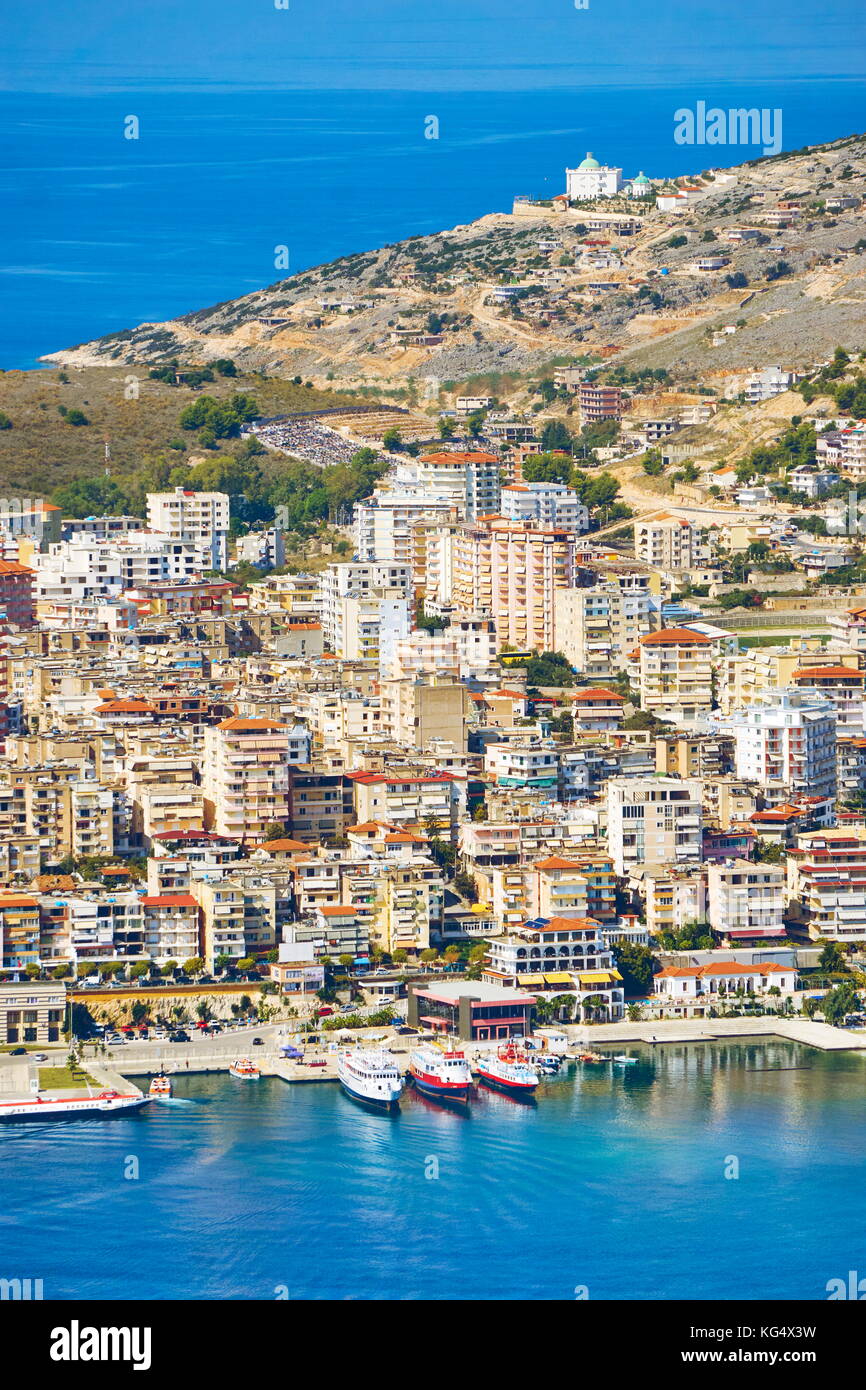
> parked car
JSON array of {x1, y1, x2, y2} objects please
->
[
  {"x1": 169, "y1": 1030, "x2": 190, "y2": 1043},
  {"x1": 316, "y1": 1007, "x2": 334, "y2": 1018},
  {"x1": 9, "y1": 1047, "x2": 26, "y2": 1056},
  {"x1": 252, "y1": 1037, "x2": 263, "y2": 1046}
]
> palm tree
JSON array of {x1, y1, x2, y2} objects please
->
[
  {"x1": 626, "y1": 1003, "x2": 643, "y2": 1022},
  {"x1": 581, "y1": 994, "x2": 608, "y2": 1024}
]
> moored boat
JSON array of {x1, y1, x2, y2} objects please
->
[
  {"x1": 408, "y1": 1045, "x2": 472, "y2": 1105},
  {"x1": 337, "y1": 1048, "x2": 403, "y2": 1111},
  {"x1": 229, "y1": 1058, "x2": 261, "y2": 1079},
  {"x1": 0, "y1": 1088, "x2": 149, "y2": 1123},
  {"x1": 476, "y1": 1042, "x2": 539, "y2": 1098},
  {"x1": 148, "y1": 1073, "x2": 172, "y2": 1098}
]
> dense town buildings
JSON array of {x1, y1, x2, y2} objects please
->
[{"x1": 0, "y1": 386, "x2": 863, "y2": 1014}]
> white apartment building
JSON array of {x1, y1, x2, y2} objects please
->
[
  {"x1": 639, "y1": 627, "x2": 715, "y2": 722},
  {"x1": 394, "y1": 451, "x2": 501, "y2": 522},
  {"x1": 729, "y1": 689, "x2": 837, "y2": 799},
  {"x1": 319, "y1": 561, "x2": 412, "y2": 653},
  {"x1": 500, "y1": 482, "x2": 589, "y2": 533},
  {"x1": 643, "y1": 869, "x2": 708, "y2": 939},
  {"x1": 235, "y1": 528, "x2": 286, "y2": 570},
  {"x1": 744, "y1": 366, "x2": 799, "y2": 404},
  {"x1": 606, "y1": 776, "x2": 703, "y2": 877},
  {"x1": 388, "y1": 618, "x2": 497, "y2": 680},
  {"x1": 146, "y1": 487, "x2": 230, "y2": 571},
  {"x1": 353, "y1": 491, "x2": 458, "y2": 565},
  {"x1": 816, "y1": 427, "x2": 866, "y2": 479},
  {"x1": 707, "y1": 859, "x2": 786, "y2": 939},
  {"x1": 554, "y1": 575, "x2": 654, "y2": 679},
  {"x1": 483, "y1": 917, "x2": 624, "y2": 1019},
  {"x1": 342, "y1": 589, "x2": 412, "y2": 673},
  {"x1": 634, "y1": 515, "x2": 710, "y2": 572}
]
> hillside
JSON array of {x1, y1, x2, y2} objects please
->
[
  {"x1": 41, "y1": 134, "x2": 866, "y2": 399},
  {"x1": 0, "y1": 367, "x2": 363, "y2": 498}
]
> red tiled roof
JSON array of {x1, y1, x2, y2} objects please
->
[
  {"x1": 641, "y1": 628, "x2": 712, "y2": 645},
  {"x1": 96, "y1": 698, "x2": 156, "y2": 714},
  {"x1": 217, "y1": 717, "x2": 285, "y2": 731},
  {"x1": 572, "y1": 687, "x2": 625, "y2": 702},
  {"x1": 141, "y1": 895, "x2": 198, "y2": 908}
]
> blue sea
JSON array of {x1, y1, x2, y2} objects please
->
[
  {"x1": 1, "y1": 81, "x2": 864, "y2": 370},
  {"x1": 2, "y1": 1041, "x2": 865, "y2": 1300}
]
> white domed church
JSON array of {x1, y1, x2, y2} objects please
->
[{"x1": 565, "y1": 152, "x2": 623, "y2": 200}]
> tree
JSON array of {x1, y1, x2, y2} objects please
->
[
  {"x1": 539, "y1": 420, "x2": 573, "y2": 453},
  {"x1": 183, "y1": 957, "x2": 204, "y2": 977},
  {"x1": 454, "y1": 869, "x2": 478, "y2": 902},
  {"x1": 818, "y1": 941, "x2": 848, "y2": 974},
  {"x1": 524, "y1": 650, "x2": 576, "y2": 688},
  {"x1": 382, "y1": 427, "x2": 403, "y2": 451},
  {"x1": 614, "y1": 943, "x2": 655, "y2": 996},
  {"x1": 438, "y1": 418, "x2": 455, "y2": 440},
  {"x1": 820, "y1": 982, "x2": 860, "y2": 1026},
  {"x1": 642, "y1": 450, "x2": 665, "y2": 476},
  {"x1": 130, "y1": 1001, "x2": 149, "y2": 1026},
  {"x1": 522, "y1": 451, "x2": 572, "y2": 486},
  {"x1": 129, "y1": 961, "x2": 150, "y2": 979},
  {"x1": 263, "y1": 821, "x2": 290, "y2": 841}
]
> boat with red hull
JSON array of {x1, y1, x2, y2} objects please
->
[
  {"x1": 476, "y1": 1043, "x2": 539, "y2": 1099},
  {"x1": 409, "y1": 1046, "x2": 473, "y2": 1105},
  {"x1": 0, "y1": 1088, "x2": 149, "y2": 1123}
]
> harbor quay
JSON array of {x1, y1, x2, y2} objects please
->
[{"x1": 3, "y1": 1012, "x2": 864, "y2": 1110}]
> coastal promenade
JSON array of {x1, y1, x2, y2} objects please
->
[
  {"x1": 566, "y1": 1016, "x2": 866, "y2": 1051},
  {"x1": 2, "y1": 1015, "x2": 863, "y2": 1102}
]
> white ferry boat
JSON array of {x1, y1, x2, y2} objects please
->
[
  {"x1": 476, "y1": 1043, "x2": 539, "y2": 1099},
  {"x1": 148, "y1": 1073, "x2": 172, "y2": 1098},
  {"x1": 337, "y1": 1049, "x2": 403, "y2": 1111},
  {"x1": 0, "y1": 1088, "x2": 149, "y2": 1123},
  {"x1": 408, "y1": 1045, "x2": 473, "y2": 1105}
]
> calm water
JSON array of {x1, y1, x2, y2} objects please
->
[
  {"x1": 2, "y1": 82, "x2": 865, "y2": 368},
  {"x1": 2, "y1": 1041, "x2": 865, "y2": 1301}
]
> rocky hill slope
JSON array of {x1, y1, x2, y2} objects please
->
[{"x1": 44, "y1": 134, "x2": 866, "y2": 393}]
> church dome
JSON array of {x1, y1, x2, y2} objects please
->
[
  {"x1": 577, "y1": 152, "x2": 601, "y2": 171},
  {"x1": 632, "y1": 171, "x2": 650, "y2": 185}
]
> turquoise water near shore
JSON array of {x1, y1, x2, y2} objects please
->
[
  {"x1": 1, "y1": 1041, "x2": 864, "y2": 1301},
  {"x1": 2, "y1": 81, "x2": 865, "y2": 369}
]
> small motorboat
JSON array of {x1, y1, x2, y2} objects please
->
[
  {"x1": 577, "y1": 1052, "x2": 606, "y2": 1063},
  {"x1": 229, "y1": 1058, "x2": 261, "y2": 1079},
  {"x1": 612, "y1": 1055, "x2": 638, "y2": 1065},
  {"x1": 148, "y1": 1073, "x2": 172, "y2": 1098}
]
